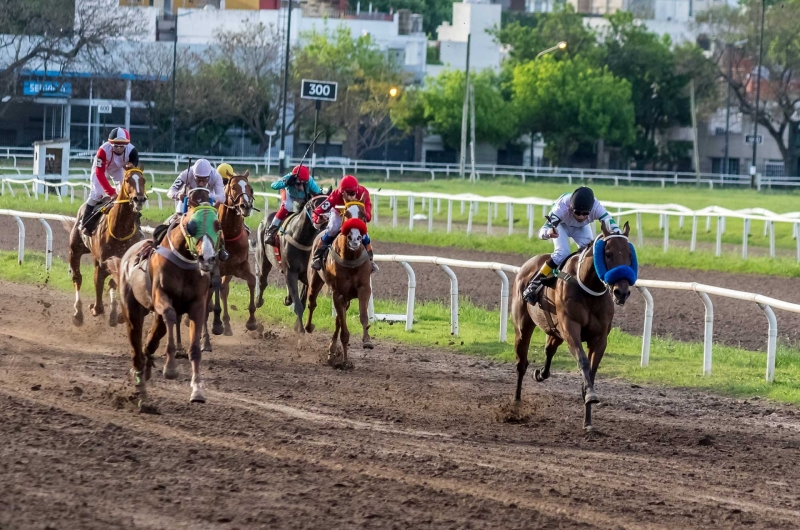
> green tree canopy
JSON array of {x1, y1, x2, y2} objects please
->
[{"x1": 511, "y1": 56, "x2": 635, "y2": 165}]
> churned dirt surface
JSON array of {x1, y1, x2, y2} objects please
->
[
  {"x1": 3, "y1": 215, "x2": 800, "y2": 351},
  {"x1": 3, "y1": 281, "x2": 800, "y2": 529}
]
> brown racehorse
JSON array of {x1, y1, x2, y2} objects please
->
[
  {"x1": 69, "y1": 165, "x2": 147, "y2": 327},
  {"x1": 511, "y1": 222, "x2": 636, "y2": 431},
  {"x1": 215, "y1": 170, "x2": 258, "y2": 335},
  {"x1": 305, "y1": 200, "x2": 374, "y2": 367},
  {"x1": 107, "y1": 202, "x2": 222, "y2": 403}
]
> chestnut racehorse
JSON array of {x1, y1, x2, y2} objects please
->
[
  {"x1": 108, "y1": 202, "x2": 222, "y2": 403},
  {"x1": 511, "y1": 222, "x2": 637, "y2": 431},
  {"x1": 305, "y1": 200, "x2": 374, "y2": 366},
  {"x1": 215, "y1": 170, "x2": 258, "y2": 335},
  {"x1": 69, "y1": 165, "x2": 147, "y2": 327}
]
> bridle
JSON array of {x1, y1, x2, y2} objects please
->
[
  {"x1": 575, "y1": 234, "x2": 632, "y2": 297},
  {"x1": 223, "y1": 177, "x2": 257, "y2": 216}
]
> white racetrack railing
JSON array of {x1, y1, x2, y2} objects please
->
[
  {"x1": 1, "y1": 208, "x2": 797, "y2": 384},
  {"x1": 5, "y1": 179, "x2": 800, "y2": 260}
]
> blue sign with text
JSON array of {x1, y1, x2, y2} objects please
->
[{"x1": 23, "y1": 80, "x2": 72, "y2": 97}]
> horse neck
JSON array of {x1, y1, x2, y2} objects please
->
[
  {"x1": 577, "y1": 242, "x2": 605, "y2": 293},
  {"x1": 218, "y1": 202, "x2": 242, "y2": 238},
  {"x1": 293, "y1": 209, "x2": 317, "y2": 241},
  {"x1": 167, "y1": 223, "x2": 194, "y2": 259},
  {"x1": 107, "y1": 199, "x2": 135, "y2": 231}
]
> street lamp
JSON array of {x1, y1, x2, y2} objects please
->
[
  {"x1": 751, "y1": 0, "x2": 766, "y2": 189},
  {"x1": 169, "y1": 11, "x2": 192, "y2": 154},
  {"x1": 535, "y1": 41, "x2": 567, "y2": 60},
  {"x1": 389, "y1": 86, "x2": 399, "y2": 98},
  {"x1": 264, "y1": 129, "x2": 277, "y2": 174}
]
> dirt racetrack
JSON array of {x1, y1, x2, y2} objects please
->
[
  {"x1": 3, "y1": 281, "x2": 800, "y2": 529},
  {"x1": 2, "y1": 215, "x2": 800, "y2": 352}
]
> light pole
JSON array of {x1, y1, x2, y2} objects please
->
[
  {"x1": 723, "y1": 39, "x2": 747, "y2": 177},
  {"x1": 279, "y1": 0, "x2": 294, "y2": 175},
  {"x1": 751, "y1": 0, "x2": 766, "y2": 189},
  {"x1": 535, "y1": 41, "x2": 567, "y2": 60},
  {"x1": 386, "y1": 86, "x2": 399, "y2": 161},
  {"x1": 170, "y1": 14, "x2": 178, "y2": 153},
  {"x1": 264, "y1": 129, "x2": 277, "y2": 174}
]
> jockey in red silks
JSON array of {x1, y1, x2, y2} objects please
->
[
  {"x1": 311, "y1": 174, "x2": 378, "y2": 273},
  {"x1": 265, "y1": 164, "x2": 322, "y2": 246},
  {"x1": 80, "y1": 127, "x2": 139, "y2": 235}
]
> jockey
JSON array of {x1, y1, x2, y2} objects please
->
[
  {"x1": 522, "y1": 186, "x2": 621, "y2": 305},
  {"x1": 80, "y1": 127, "x2": 139, "y2": 235},
  {"x1": 165, "y1": 158, "x2": 229, "y2": 260},
  {"x1": 311, "y1": 174, "x2": 378, "y2": 273},
  {"x1": 216, "y1": 162, "x2": 235, "y2": 185},
  {"x1": 265, "y1": 164, "x2": 322, "y2": 246}
]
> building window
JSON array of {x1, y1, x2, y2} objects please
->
[{"x1": 711, "y1": 157, "x2": 739, "y2": 175}]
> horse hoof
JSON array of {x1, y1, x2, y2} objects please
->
[
  {"x1": 108, "y1": 312, "x2": 118, "y2": 327},
  {"x1": 584, "y1": 391, "x2": 599, "y2": 405},
  {"x1": 190, "y1": 390, "x2": 206, "y2": 403},
  {"x1": 202, "y1": 343, "x2": 213, "y2": 353},
  {"x1": 362, "y1": 340, "x2": 374, "y2": 350},
  {"x1": 533, "y1": 369, "x2": 547, "y2": 382},
  {"x1": 305, "y1": 323, "x2": 315, "y2": 334},
  {"x1": 117, "y1": 312, "x2": 125, "y2": 325},
  {"x1": 90, "y1": 304, "x2": 104, "y2": 317},
  {"x1": 584, "y1": 424, "x2": 596, "y2": 433},
  {"x1": 256, "y1": 298, "x2": 264, "y2": 309},
  {"x1": 175, "y1": 347, "x2": 188, "y2": 359},
  {"x1": 223, "y1": 326, "x2": 233, "y2": 337},
  {"x1": 283, "y1": 296, "x2": 292, "y2": 307},
  {"x1": 163, "y1": 365, "x2": 179, "y2": 380},
  {"x1": 72, "y1": 313, "x2": 83, "y2": 327},
  {"x1": 212, "y1": 323, "x2": 224, "y2": 336},
  {"x1": 245, "y1": 318, "x2": 258, "y2": 332}
]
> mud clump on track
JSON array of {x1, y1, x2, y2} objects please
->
[{"x1": 2, "y1": 280, "x2": 800, "y2": 528}]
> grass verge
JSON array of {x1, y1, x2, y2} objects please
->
[{"x1": 4, "y1": 250, "x2": 800, "y2": 404}]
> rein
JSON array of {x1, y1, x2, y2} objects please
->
[{"x1": 574, "y1": 234, "x2": 634, "y2": 297}]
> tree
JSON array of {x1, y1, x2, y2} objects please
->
[
  {"x1": 392, "y1": 69, "x2": 518, "y2": 150},
  {"x1": 697, "y1": 0, "x2": 800, "y2": 176},
  {"x1": 511, "y1": 56, "x2": 635, "y2": 165},
  {"x1": 492, "y1": 5, "x2": 601, "y2": 66},
  {"x1": 366, "y1": 0, "x2": 455, "y2": 37},
  {"x1": 599, "y1": 11, "x2": 701, "y2": 168},
  {"x1": 0, "y1": 0, "x2": 137, "y2": 108},
  {"x1": 292, "y1": 26, "x2": 408, "y2": 159}
]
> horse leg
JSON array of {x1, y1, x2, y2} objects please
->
[
  {"x1": 90, "y1": 260, "x2": 107, "y2": 316},
  {"x1": 144, "y1": 314, "x2": 168, "y2": 380},
  {"x1": 337, "y1": 295, "x2": 351, "y2": 366},
  {"x1": 108, "y1": 277, "x2": 120, "y2": 327},
  {"x1": 358, "y1": 286, "x2": 373, "y2": 349},
  {"x1": 583, "y1": 335, "x2": 608, "y2": 431},
  {"x1": 241, "y1": 268, "x2": 258, "y2": 331},
  {"x1": 221, "y1": 274, "x2": 233, "y2": 336},
  {"x1": 211, "y1": 273, "x2": 224, "y2": 336},
  {"x1": 201, "y1": 289, "x2": 213, "y2": 352},
  {"x1": 69, "y1": 249, "x2": 84, "y2": 326},
  {"x1": 254, "y1": 233, "x2": 270, "y2": 308},
  {"x1": 154, "y1": 290, "x2": 178, "y2": 380},
  {"x1": 563, "y1": 321, "x2": 598, "y2": 415},
  {"x1": 305, "y1": 271, "x2": 325, "y2": 334},
  {"x1": 125, "y1": 302, "x2": 148, "y2": 397},
  {"x1": 188, "y1": 300, "x2": 207, "y2": 403},
  {"x1": 511, "y1": 296, "x2": 535, "y2": 401},
  {"x1": 287, "y1": 271, "x2": 305, "y2": 334},
  {"x1": 534, "y1": 334, "x2": 563, "y2": 382}
]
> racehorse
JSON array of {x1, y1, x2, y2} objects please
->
[
  {"x1": 253, "y1": 194, "x2": 327, "y2": 334},
  {"x1": 68, "y1": 165, "x2": 147, "y2": 327},
  {"x1": 107, "y1": 201, "x2": 222, "y2": 403},
  {"x1": 214, "y1": 170, "x2": 258, "y2": 335},
  {"x1": 305, "y1": 199, "x2": 374, "y2": 366},
  {"x1": 510, "y1": 222, "x2": 637, "y2": 431}
]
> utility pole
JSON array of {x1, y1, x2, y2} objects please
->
[
  {"x1": 690, "y1": 79, "x2": 701, "y2": 184},
  {"x1": 751, "y1": 0, "x2": 766, "y2": 189},
  {"x1": 469, "y1": 83, "x2": 476, "y2": 182},
  {"x1": 459, "y1": 33, "x2": 471, "y2": 180},
  {"x1": 724, "y1": 43, "x2": 732, "y2": 177},
  {"x1": 170, "y1": 14, "x2": 178, "y2": 153},
  {"x1": 279, "y1": 0, "x2": 294, "y2": 175}
]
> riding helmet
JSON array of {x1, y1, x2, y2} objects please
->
[
  {"x1": 216, "y1": 163, "x2": 235, "y2": 180},
  {"x1": 570, "y1": 186, "x2": 594, "y2": 212},
  {"x1": 108, "y1": 127, "x2": 130, "y2": 145},
  {"x1": 193, "y1": 158, "x2": 213, "y2": 178},
  {"x1": 291, "y1": 164, "x2": 310, "y2": 182},
  {"x1": 340, "y1": 175, "x2": 359, "y2": 193}
]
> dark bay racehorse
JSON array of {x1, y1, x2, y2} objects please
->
[
  {"x1": 254, "y1": 194, "x2": 327, "y2": 333},
  {"x1": 108, "y1": 203, "x2": 222, "y2": 403},
  {"x1": 215, "y1": 170, "x2": 258, "y2": 335},
  {"x1": 305, "y1": 200, "x2": 374, "y2": 366},
  {"x1": 69, "y1": 165, "x2": 147, "y2": 327},
  {"x1": 511, "y1": 222, "x2": 637, "y2": 431}
]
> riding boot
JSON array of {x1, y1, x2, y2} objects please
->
[
  {"x1": 367, "y1": 248, "x2": 379, "y2": 273},
  {"x1": 265, "y1": 224, "x2": 280, "y2": 246},
  {"x1": 523, "y1": 260, "x2": 556, "y2": 305},
  {"x1": 218, "y1": 238, "x2": 230, "y2": 261},
  {"x1": 79, "y1": 204, "x2": 96, "y2": 236},
  {"x1": 311, "y1": 243, "x2": 328, "y2": 271}
]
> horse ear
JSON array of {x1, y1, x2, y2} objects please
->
[
  {"x1": 186, "y1": 220, "x2": 198, "y2": 237},
  {"x1": 601, "y1": 222, "x2": 611, "y2": 237},
  {"x1": 213, "y1": 220, "x2": 221, "y2": 233},
  {"x1": 622, "y1": 221, "x2": 630, "y2": 237},
  {"x1": 243, "y1": 169, "x2": 250, "y2": 178}
]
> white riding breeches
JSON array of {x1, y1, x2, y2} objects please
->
[
  {"x1": 551, "y1": 224, "x2": 594, "y2": 265},
  {"x1": 324, "y1": 209, "x2": 342, "y2": 238},
  {"x1": 89, "y1": 174, "x2": 120, "y2": 203}
]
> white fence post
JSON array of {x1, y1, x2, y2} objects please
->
[
  {"x1": 495, "y1": 270, "x2": 509, "y2": 342},
  {"x1": 507, "y1": 204, "x2": 514, "y2": 235},
  {"x1": 637, "y1": 287, "x2": 653, "y2": 367},
  {"x1": 759, "y1": 303, "x2": 777, "y2": 383},
  {"x1": 408, "y1": 196, "x2": 414, "y2": 231},
  {"x1": 39, "y1": 219, "x2": 52, "y2": 272},
  {"x1": 715, "y1": 216, "x2": 723, "y2": 257},
  {"x1": 743, "y1": 218, "x2": 749, "y2": 260},
  {"x1": 698, "y1": 292, "x2": 714, "y2": 376},
  {"x1": 428, "y1": 197, "x2": 433, "y2": 232},
  {"x1": 636, "y1": 212, "x2": 643, "y2": 248},
  {"x1": 690, "y1": 215, "x2": 698, "y2": 252},
  {"x1": 447, "y1": 200, "x2": 453, "y2": 234},
  {"x1": 663, "y1": 214, "x2": 670, "y2": 252},
  {"x1": 439, "y1": 264, "x2": 458, "y2": 336},
  {"x1": 13, "y1": 215, "x2": 24, "y2": 264},
  {"x1": 487, "y1": 202, "x2": 493, "y2": 235}
]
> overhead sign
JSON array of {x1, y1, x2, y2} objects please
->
[
  {"x1": 301, "y1": 79, "x2": 338, "y2": 102},
  {"x1": 745, "y1": 134, "x2": 763, "y2": 144},
  {"x1": 97, "y1": 104, "x2": 112, "y2": 114},
  {"x1": 23, "y1": 80, "x2": 72, "y2": 98}
]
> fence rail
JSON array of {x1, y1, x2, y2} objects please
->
[{"x1": 1, "y1": 208, "x2": 797, "y2": 384}]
